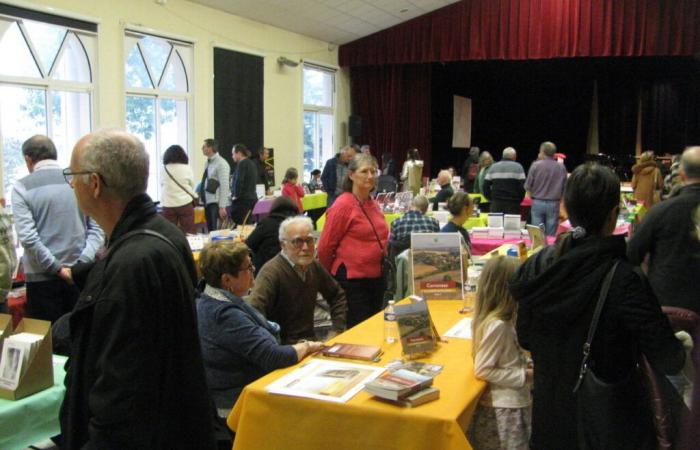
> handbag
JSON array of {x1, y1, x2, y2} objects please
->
[
  {"x1": 204, "y1": 178, "x2": 220, "y2": 194},
  {"x1": 164, "y1": 166, "x2": 198, "y2": 205},
  {"x1": 355, "y1": 196, "x2": 395, "y2": 293},
  {"x1": 573, "y1": 261, "x2": 655, "y2": 450}
]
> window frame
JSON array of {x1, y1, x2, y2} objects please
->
[{"x1": 302, "y1": 63, "x2": 336, "y2": 180}]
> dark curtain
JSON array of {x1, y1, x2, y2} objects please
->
[
  {"x1": 213, "y1": 48, "x2": 263, "y2": 167},
  {"x1": 597, "y1": 77, "x2": 639, "y2": 158},
  {"x1": 350, "y1": 64, "x2": 432, "y2": 175},
  {"x1": 340, "y1": 0, "x2": 700, "y2": 66},
  {"x1": 431, "y1": 60, "x2": 593, "y2": 175}
]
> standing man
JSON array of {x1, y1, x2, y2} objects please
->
[
  {"x1": 628, "y1": 146, "x2": 700, "y2": 314},
  {"x1": 321, "y1": 145, "x2": 357, "y2": 208},
  {"x1": 230, "y1": 143, "x2": 258, "y2": 225},
  {"x1": 360, "y1": 144, "x2": 371, "y2": 156},
  {"x1": 525, "y1": 141, "x2": 568, "y2": 236},
  {"x1": 483, "y1": 147, "x2": 526, "y2": 215},
  {"x1": 61, "y1": 129, "x2": 215, "y2": 449},
  {"x1": 200, "y1": 138, "x2": 230, "y2": 231},
  {"x1": 248, "y1": 216, "x2": 347, "y2": 344},
  {"x1": 11, "y1": 135, "x2": 104, "y2": 323}
]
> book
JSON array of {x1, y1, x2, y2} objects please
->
[
  {"x1": 385, "y1": 359, "x2": 444, "y2": 377},
  {"x1": 363, "y1": 368, "x2": 434, "y2": 400},
  {"x1": 395, "y1": 387, "x2": 440, "y2": 407},
  {"x1": 411, "y1": 232, "x2": 465, "y2": 300},
  {"x1": 320, "y1": 343, "x2": 383, "y2": 362},
  {"x1": 395, "y1": 300, "x2": 437, "y2": 356}
]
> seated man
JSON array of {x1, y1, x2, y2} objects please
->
[
  {"x1": 390, "y1": 195, "x2": 440, "y2": 253},
  {"x1": 248, "y1": 216, "x2": 347, "y2": 343},
  {"x1": 431, "y1": 170, "x2": 454, "y2": 211}
]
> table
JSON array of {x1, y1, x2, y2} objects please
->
[
  {"x1": 227, "y1": 300, "x2": 486, "y2": 450},
  {"x1": 301, "y1": 192, "x2": 327, "y2": 211},
  {"x1": 317, "y1": 211, "x2": 488, "y2": 233},
  {"x1": 471, "y1": 236, "x2": 555, "y2": 256},
  {"x1": 0, "y1": 355, "x2": 67, "y2": 450}
]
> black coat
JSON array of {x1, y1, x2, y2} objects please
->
[
  {"x1": 509, "y1": 235, "x2": 685, "y2": 450},
  {"x1": 246, "y1": 212, "x2": 291, "y2": 271},
  {"x1": 60, "y1": 194, "x2": 215, "y2": 449}
]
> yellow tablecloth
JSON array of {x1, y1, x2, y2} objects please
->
[
  {"x1": 301, "y1": 192, "x2": 328, "y2": 211},
  {"x1": 468, "y1": 193, "x2": 488, "y2": 204},
  {"x1": 227, "y1": 300, "x2": 485, "y2": 450},
  {"x1": 464, "y1": 213, "x2": 488, "y2": 230}
]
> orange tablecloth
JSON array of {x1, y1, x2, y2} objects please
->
[{"x1": 227, "y1": 300, "x2": 485, "y2": 450}]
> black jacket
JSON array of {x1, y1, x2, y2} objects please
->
[
  {"x1": 509, "y1": 235, "x2": 684, "y2": 450},
  {"x1": 431, "y1": 184, "x2": 453, "y2": 210},
  {"x1": 60, "y1": 194, "x2": 215, "y2": 449},
  {"x1": 628, "y1": 183, "x2": 700, "y2": 314},
  {"x1": 321, "y1": 155, "x2": 340, "y2": 203},
  {"x1": 231, "y1": 157, "x2": 258, "y2": 201},
  {"x1": 246, "y1": 212, "x2": 293, "y2": 271}
]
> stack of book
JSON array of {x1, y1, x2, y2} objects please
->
[
  {"x1": 363, "y1": 368, "x2": 440, "y2": 407},
  {"x1": 471, "y1": 227, "x2": 489, "y2": 239}
]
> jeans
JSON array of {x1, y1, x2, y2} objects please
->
[
  {"x1": 205, "y1": 203, "x2": 220, "y2": 232},
  {"x1": 531, "y1": 199, "x2": 560, "y2": 236}
]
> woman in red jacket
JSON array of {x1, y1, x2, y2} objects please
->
[
  {"x1": 317, "y1": 154, "x2": 388, "y2": 327},
  {"x1": 281, "y1": 167, "x2": 305, "y2": 213}
]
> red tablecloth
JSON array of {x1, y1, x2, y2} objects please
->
[{"x1": 471, "y1": 236, "x2": 556, "y2": 256}]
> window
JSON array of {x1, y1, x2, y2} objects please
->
[
  {"x1": 0, "y1": 14, "x2": 95, "y2": 199},
  {"x1": 124, "y1": 31, "x2": 191, "y2": 201},
  {"x1": 303, "y1": 64, "x2": 335, "y2": 181}
]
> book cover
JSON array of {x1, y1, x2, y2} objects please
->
[
  {"x1": 320, "y1": 343, "x2": 383, "y2": 362},
  {"x1": 394, "y1": 301, "x2": 436, "y2": 356},
  {"x1": 397, "y1": 387, "x2": 440, "y2": 407},
  {"x1": 364, "y1": 369, "x2": 433, "y2": 400},
  {"x1": 411, "y1": 232, "x2": 464, "y2": 300}
]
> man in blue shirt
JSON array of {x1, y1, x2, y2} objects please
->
[
  {"x1": 390, "y1": 195, "x2": 440, "y2": 253},
  {"x1": 12, "y1": 135, "x2": 104, "y2": 322},
  {"x1": 525, "y1": 141, "x2": 568, "y2": 236}
]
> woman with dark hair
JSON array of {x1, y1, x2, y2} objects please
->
[
  {"x1": 508, "y1": 163, "x2": 685, "y2": 450},
  {"x1": 400, "y1": 148, "x2": 424, "y2": 195},
  {"x1": 161, "y1": 144, "x2": 198, "y2": 234},
  {"x1": 245, "y1": 196, "x2": 299, "y2": 272},
  {"x1": 196, "y1": 240, "x2": 322, "y2": 415},
  {"x1": 441, "y1": 192, "x2": 473, "y2": 251},
  {"x1": 381, "y1": 152, "x2": 397, "y2": 180},
  {"x1": 318, "y1": 154, "x2": 388, "y2": 327},
  {"x1": 281, "y1": 167, "x2": 305, "y2": 213},
  {"x1": 251, "y1": 147, "x2": 270, "y2": 193}
]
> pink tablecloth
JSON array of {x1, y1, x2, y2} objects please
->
[
  {"x1": 471, "y1": 236, "x2": 556, "y2": 256},
  {"x1": 556, "y1": 220, "x2": 630, "y2": 237}
]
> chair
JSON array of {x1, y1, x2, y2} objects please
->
[{"x1": 394, "y1": 248, "x2": 412, "y2": 301}]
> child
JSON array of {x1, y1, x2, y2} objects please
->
[
  {"x1": 468, "y1": 256, "x2": 532, "y2": 450},
  {"x1": 281, "y1": 167, "x2": 305, "y2": 213}
]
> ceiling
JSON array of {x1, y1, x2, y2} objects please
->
[{"x1": 188, "y1": 0, "x2": 459, "y2": 45}]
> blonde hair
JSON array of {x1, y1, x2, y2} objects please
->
[{"x1": 471, "y1": 256, "x2": 521, "y2": 360}]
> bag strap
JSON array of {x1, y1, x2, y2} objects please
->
[
  {"x1": 165, "y1": 166, "x2": 197, "y2": 201},
  {"x1": 573, "y1": 260, "x2": 621, "y2": 392},
  {"x1": 355, "y1": 195, "x2": 385, "y2": 254}
]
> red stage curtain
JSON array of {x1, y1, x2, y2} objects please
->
[
  {"x1": 340, "y1": 0, "x2": 700, "y2": 67},
  {"x1": 350, "y1": 65, "x2": 432, "y2": 176}
]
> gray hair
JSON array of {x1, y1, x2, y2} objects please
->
[
  {"x1": 80, "y1": 129, "x2": 149, "y2": 201},
  {"x1": 411, "y1": 195, "x2": 430, "y2": 214},
  {"x1": 502, "y1": 147, "x2": 517, "y2": 160},
  {"x1": 539, "y1": 141, "x2": 557, "y2": 157},
  {"x1": 681, "y1": 146, "x2": 700, "y2": 179},
  {"x1": 341, "y1": 153, "x2": 378, "y2": 192},
  {"x1": 278, "y1": 215, "x2": 314, "y2": 242}
]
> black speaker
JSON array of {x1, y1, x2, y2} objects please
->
[{"x1": 349, "y1": 115, "x2": 362, "y2": 137}]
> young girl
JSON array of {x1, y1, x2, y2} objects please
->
[
  {"x1": 281, "y1": 167, "x2": 305, "y2": 213},
  {"x1": 468, "y1": 256, "x2": 532, "y2": 450}
]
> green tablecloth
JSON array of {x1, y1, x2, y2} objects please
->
[
  {"x1": 316, "y1": 211, "x2": 487, "y2": 232},
  {"x1": 469, "y1": 193, "x2": 488, "y2": 204},
  {"x1": 301, "y1": 192, "x2": 327, "y2": 211},
  {"x1": 0, "y1": 354, "x2": 67, "y2": 450}
]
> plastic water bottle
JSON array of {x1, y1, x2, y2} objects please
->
[{"x1": 384, "y1": 300, "x2": 398, "y2": 343}]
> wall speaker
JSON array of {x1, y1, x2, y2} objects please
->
[{"x1": 349, "y1": 115, "x2": 362, "y2": 137}]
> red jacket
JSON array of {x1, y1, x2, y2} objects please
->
[
  {"x1": 317, "y1": 192, "x2": 388, "y2": 279},
  {"x1": 282, "y1": 182, "x2": 305, "y2": 212}
]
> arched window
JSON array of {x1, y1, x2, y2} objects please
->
[
  {"x1": 0, "y1": 11, "x2": 95, "y2": 199},
  {"x1": 124, "y1": 31, "x2": 192, "y2": 201}
]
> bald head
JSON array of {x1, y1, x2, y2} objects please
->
[
  {"x1": 502, "y1": 147, "x2": 517, "y2": 160},
  {"x1": 437, "y1": 170, "x2": 451, "y2": 186},
  {"x1": 681, "y1": 146, "x2": 700, "y2": 183}
]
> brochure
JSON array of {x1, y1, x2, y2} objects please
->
[
  {"x1": 266, "y1": 359, "x2": 384, "y2": 403},
  {"x1": 411, "y1": 232, "x2": 465, "y2": 300},
  {"x1": 444, "y1": 317, "x2": 473, "y2": 339}
]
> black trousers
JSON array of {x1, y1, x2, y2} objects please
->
[
  {"x1": 205, "y1": 203, "x2": 221, "y2": 232},
  {"x1": 335, "y1": 265, "x2": 385, "y2": 328},
  {"x1": 230, "y1": 198, "x2": 257, "y2": 225},
  {"x1": 26, "y1": 279, "x2": 80, "y2": 323},
  {"x1": 490, "y1": 198, "x2": 522, "y2": 216}
]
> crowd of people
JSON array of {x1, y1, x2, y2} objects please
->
[{"x1": 2, "y1": 129, "x2": 699, "y2": 449}]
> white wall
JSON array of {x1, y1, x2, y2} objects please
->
[{"x1": 5, "y1": 0, "x2": 350, "y2": 186}]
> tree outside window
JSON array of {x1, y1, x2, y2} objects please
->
[{"x1": 303, "y1": 65, "x2": 335, "y2": 181}]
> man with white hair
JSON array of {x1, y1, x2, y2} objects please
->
[
  {"x1": 321, "y1": 145, "x2": 358, "y2": 208},
  {"x1": 431, "y1": 169, "x2": 454, "y2": 211},
  {"x1": 60, "y1": 130, "x2": 215, "y2": 449},
  {"x1": 628, "y1": 146, "x2": 700, "y2": 314},
  {"x1": 248, "y1": 216, "x2": 347, "y2": 344},
  {"x1": 525, "y1": 141, "x2": 568, "y2": 236},
  {"x1": 483, "y1": 147, "x2": 526, "y2": 214},
  {"x1": 390, "y1": 195, "x2": 440, "y2": 248}
]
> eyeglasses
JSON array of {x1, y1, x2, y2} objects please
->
[
  {"x1": 240, "y1": 264, "x2": 255, "y2": 274},
  {"x1": 62, "y1": 168, "x2": 109, "y2": 187},
  {"x1": 283, "y1": 236, "x2": 316, "y2": 249}
]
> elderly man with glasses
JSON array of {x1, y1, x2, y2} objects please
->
[{"x1": 248, "y1": 216, "x2": 347, "y2": 343}]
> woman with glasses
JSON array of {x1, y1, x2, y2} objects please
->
[
  {"x1": 245, "y1": 196, "x2": 299, "y2": 273},
  {"x1": 318, "y1": 154, "x2": 389, "y2": 327},
  {"x1": 196, "y1": 240, "x2": 322, "y2": 415}
]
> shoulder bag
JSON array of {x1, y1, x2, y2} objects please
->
[
  {"x1": 355, "y1": 196, "x2": 395, "y2": 297},
  {"x1": 573, "y1": 260, "x2": 655, "y2": 450}
]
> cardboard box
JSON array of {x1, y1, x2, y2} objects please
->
[{"x1": 0, "y1": 315, "x2": 53, "y2": 400}]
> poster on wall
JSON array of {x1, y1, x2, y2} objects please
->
[
  {"x1": 452, "y1": 96, "x2": 472, "y2": 148},
  {"x1": 262, "y1": 147, "x2": 275, "y2": 186}
]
